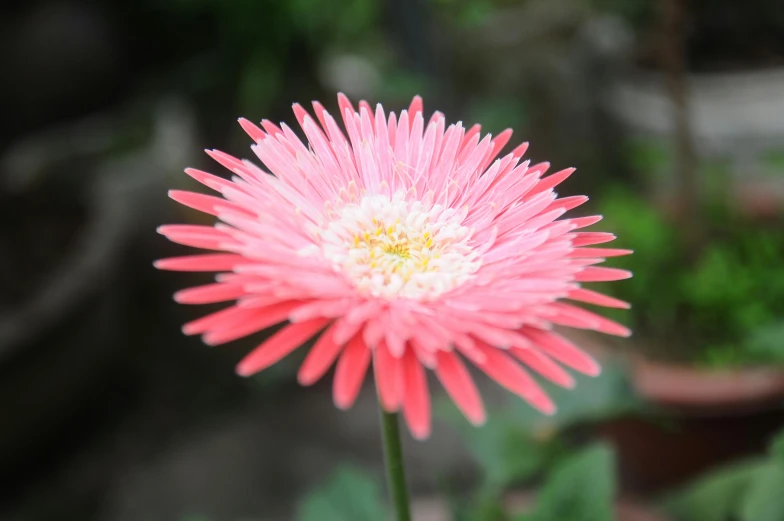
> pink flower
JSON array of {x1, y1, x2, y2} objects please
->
[{"x1": 156, "y1": 94, "x2": 631, "y2": 439}]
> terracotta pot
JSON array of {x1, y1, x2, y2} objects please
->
[
  {"x1": 631, "y1": 358, "x2": 784, "y2": 412},
  {"x1": 411, "y1": 492, "x2": 671, "y2": 521},
  {"x1": 596, "y1": 357, "x2": 784, "y2": 494}
]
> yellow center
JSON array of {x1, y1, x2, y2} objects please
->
[{"x1": 313, "y1": 192, "x2": 482, "y2": 299}]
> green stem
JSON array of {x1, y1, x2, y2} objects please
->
[{"x1": 379, "y1": 408, "x2": 412, "y2": 521}]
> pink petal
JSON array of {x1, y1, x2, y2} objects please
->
[
  {"x1": 311, "y1": 100, "x2": 330, "y2": 131},
  {"x1": 154, "y1": 254, "x2": 246, "y2": 272},
  {"x1": 472, "y1": 342, "x2": 556, "y2": 415},
  {"x1": 333, "y1": 333, "x2": 371, "y2": 409},
  {"x1": 184, "y1": 168, "x2": 234, "y2": 192},
  {"x1": 547, "y1": 195, "x2": 588, "y2": 212},
  {"x1": 574, "y1": 267, "x2": 633, "y2": 282},
  {"x1": 298, "y1": 321, "x2": 345, "y2": 385},
  {"x1": 408, "y1": 95, "x2": 424, "y2": 118},
  {"x1": 567, "y1": 288, "x2": 631, "y2": 309},
  {"x1": 402, "y1": 347, "x2": 432, "y2": 439},
  {"x1": 548, "y1": 303, "x2": 632, "y2": 337},
  {"x1": 523, "y1": 327, "x2": 600, "y2": 376},
  {"x1": 572, "y1": 232, "x2": 616, "y2": 246},
  {"x1": 568, "y1": 248, "x2": 633, "y2": 258},
  {"x1": 157, "y1": 224, "x2": 235, "y2": 250},
  {"x1": 510, "y1": 347, "x2": 575, "y2": 388},
  {"x1": 435, "y1": 350, "x2": 486, "y2": 425},
  {"x1": 168, "y1": 190, "x2": 251, "y2": 217},
  {"x1": 238, "y1": 118, "x2": 265, "y2": 142},
  {"x1": 182, "y1": 305, "x2": 256, "y2": 336},
  {"x1": 512, "y1": 141, "x2": 529, "y2": 159},
  {"x1": 237, "y1": 318, "x2": 330, "y2": 376},
  {"x1": 203, "y1": 301, "x2": 303, "y2": 346},
  {"x1": 460, "y1": 124, "x2": 482, "y2": 152},
  {"x1": 174, "y1": 282, "x2": 246, "y2": 304},
  {"x1": 374, "y1": 342, "x2": 402, "y2": 412},
  {"x1": 567, "y1": 215, "x2": 602, "y2": 229},
  {"x1": 528, "y1": 167, "x2": 575, "y2": 196}
]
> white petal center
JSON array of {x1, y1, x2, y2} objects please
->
[{"x1": 314, "y1": 190, "x2": 481, "y2": 299}]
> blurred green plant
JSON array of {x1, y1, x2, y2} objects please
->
[
  {"x1": 466, "y1": 98, "x2": 529, "y2": 136},
  {"x1": 664, "y1": 428, "x2": 784, "y2": 521},
  {"x1": 589, "y1": 0, "x2": 653, "y2": 29},
  {"x1": 762, "y1": 150, "x2": 784, "y2": 173},
  {"x1": 516, "y1": 443, "x2": 616, "y2": 521},
  {"x1": 434, "y1": 0, "x2": 496, "y2": 28},
  {"x1": 445, "y1": 363, "x2": 636, "y2": 484},
  {"x1": 297, "y1": 466, "x2": 387, "y2": 521},
  {"x1": 441, "y1": 364, "x2": 641, "y2": 521},
  {"x1": 158, "y1": 0, "x2": 382, "y2": 117},
  {"x1": 596, "y1": 187, "x2": 784, "y2": 367},
  {"x1": 294, "y1": 368, "x2": 643, "y2": 521}
]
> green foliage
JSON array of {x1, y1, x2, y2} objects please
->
[
  {"x1": 158, "y1": 0, "x2": 384, "y2": 116},
  {"x1": 625, "y1": 138, "x2": 672, "y2": 179},
  {"x1": 739, "y1": 321, "x2": 784, "y2": 365},
  {"x1": 738, "y1": 462, "x2": 784, "y2": 521},
  {"x1": 441, "y1": 364, "x2": 639, "y2": 521},
  {"x1": 762, "y1": 149, "x2": 784, "y2": 173},
  {"x1": 291, "y1": 0, "x2": 377, "y2": 41},
  {"x1": 445, "y1": 363, "x2": 636, "y2": 489},
  {"x1": 518, "y1": 444, "x2": 615, "y2": 521},
  {"x1": 297, "y1": 466, "x2": 388, "y2": 521},
  {"x1": 433, "y1": 0, "x2": 506, "y2": 29},
  {"x1": 664, "y1": 428, "x2": 784, "y2": 521},
  {"x1": 596, "y1": 188, "x2": 784, "y2": 367},
  {"x1": 589, "y1": 0, "x2": 654, "y2": 29},
  {"x1": 466, "y1": 98, "x2": 529, "y2": 136},
  {"x1": 663, "y1": 460, "x2": 765, "y2": 521}
]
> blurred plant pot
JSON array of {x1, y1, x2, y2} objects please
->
[
  {"x1": 605, "y1": 67, "x2": 784, "y2": 217},
  {"x1": 0, "y1": 171, "x2": 136, "y2": 477},
  {"x1": 631, "y1": 357, "x2": 784, "y2": 411},
  {"x1": 411, "y1": 492, "x2": 671, "y2": 521},
  {"x1": 596, "y1": 356, "x2": 784, "y2": 494}
]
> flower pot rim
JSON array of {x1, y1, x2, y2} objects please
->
[{"x1": 630, "y1": 355, "x2": 784, "y2": 412}]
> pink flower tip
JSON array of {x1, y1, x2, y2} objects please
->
[
  {"x1": 333, "y1": 393, "x2": 354, "y2": 411},
  {"x1": 409, "y1": 425, "x2": 431, "y2": 440},
  {"x1": 235, "y1": 364, "x2": 255, "y2": 377},
  {"x1": 467, "y1": 409, "x2": 488, "y2": 426}
]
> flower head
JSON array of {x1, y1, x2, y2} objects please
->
[{"x1": 156, "y1": 94, "x2": 632, "y2": 439}]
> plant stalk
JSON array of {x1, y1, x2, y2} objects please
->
[{"x1": 379, "y1": 408, "x2": 412, "y2": 521}]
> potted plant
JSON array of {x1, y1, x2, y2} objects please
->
[
  {"x1": 662, "y1": 426, "x2": 784, "y2": 521},
  {"x1": 586, "y1": 187, "x2": 784, "y2": 492}
]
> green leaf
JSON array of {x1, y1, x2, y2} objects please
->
[
  {"x1": 762, "y1": 149, "x2": 784, "y2": 173},
  {"x1": 524, "y1": 443, "x2": 615, "y2": 521},
  {"x1": 744, "y1": 321, "x2": 784, "y2": 364},
  {"x1": 739, "y1": 462, "x2": 784, "y2": 521},
  {"x1": 507, "y1": 362, "x2": 640, "y2": 432},
  {"x1": 771, "y1": 428, "x2": 784, "y2": 463},
  {"x1": 662, "y1": 459, "x2": 766, "y2": 521},
  {"x1": 442, "y1": 363, "x2": 637, "y2": 489},
  {"x1": 451, "y1": 414, "x2": 550, "y2": 487},
  {"x1": 297, "y1": 466, "x2": 387, "y2": 521}
]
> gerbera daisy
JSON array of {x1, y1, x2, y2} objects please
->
[{"x1": 156, "y1": 94, "x2": 631, "y2": 440}]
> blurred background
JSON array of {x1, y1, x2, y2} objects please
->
[{"x1": 2, "y1": 0, "x2": 784, "y2": 520}]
